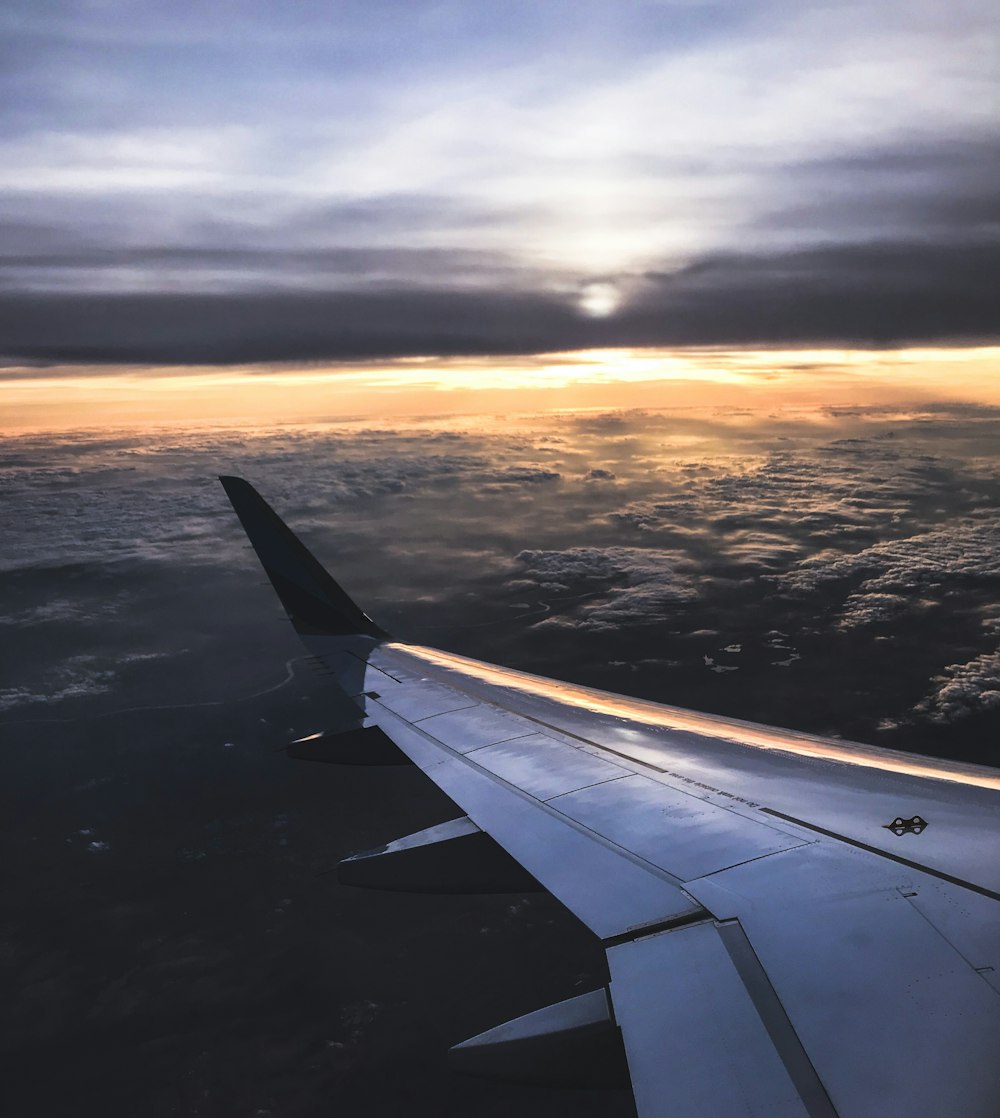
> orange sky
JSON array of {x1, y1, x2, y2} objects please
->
[{"x1": 3, "y1": 345, "x2": 999, "y2": 431}]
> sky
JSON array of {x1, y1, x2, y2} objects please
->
[
  {"x1": 2, "y1": 7, "x2": 1000, "y2": 1115},
  {"x1": 1, "y1": 0, "x2": 998, "y2": 374}
]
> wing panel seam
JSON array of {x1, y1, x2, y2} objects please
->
[
  {"x1": 370, "y1": 700, "x2": 690, "y2": 891},
  {"x1": 762, "y1": 807, "x2": 1000, "y2": 902},
  {"x1": 601, "y1": 908, "x2": 710, "y2": 948},
  {"x1": 541, "y1": 773, "x2": 632, "y2": 802},
  {"x1": 716, "y1": 920, "x2": 841, "y2": 1118}
]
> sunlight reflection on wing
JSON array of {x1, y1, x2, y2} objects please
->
[{"x1": 398, "y1": 643, "x2": 1000, "y2": 792}]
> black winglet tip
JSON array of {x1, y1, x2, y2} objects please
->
[
  {"x1": 219, "y1": 475, "x2": 268, "y2": 515},
  {"x1": 219, "y1": 474, "x2": 389, "y2": 641}
]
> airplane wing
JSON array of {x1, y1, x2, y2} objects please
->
[{"x1": 221, "y1": 476, "x2": 1000, "y2": 1118}]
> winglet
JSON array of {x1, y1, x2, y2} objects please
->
[{"x1": 220, "y1": 476, "x2": 388, "y2": 639}]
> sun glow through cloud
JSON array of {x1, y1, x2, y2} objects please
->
[{"x1": 579, "y1": 282, "x2": 622, "y2": 317}]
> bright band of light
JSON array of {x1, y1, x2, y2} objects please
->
[{"x1": 3, "y1": 345, "x2": 1000, "y2": 431}]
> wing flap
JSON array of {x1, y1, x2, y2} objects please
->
[
  {"x1": 608, "y1": 920, "x2": 822, "y2": 1118},
  {"x1": 686, "y1": 844, "x2": 1000, "y2": 1117}
]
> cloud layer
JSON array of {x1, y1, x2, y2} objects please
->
[{"x1": 3, "y1": 402, "x2": 999, "y2": 755}]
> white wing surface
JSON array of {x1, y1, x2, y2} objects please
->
[{"x1": 221, "y1": 476, "x2": 1000, "y2": 1118}]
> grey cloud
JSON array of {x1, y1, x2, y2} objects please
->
[
  {"x1": 755, "y1": 139, "x2": 1000, "y2": 249},
  {"x1": 0, "y1": 427, "x2": 576, "y2": 579},
  {"x1": 0, "y1": 190, "x2": 534, "y2": 293},
  {"x1": 0, "y1": 596, "x2": 127, "y2": 627},
  {"x1": 484, "y1": 466, "x2": 561, "y2": 485},
  {"x1": 715, "y1": 533, "x2": 806, "y2": 572},
  {"x1": 636, "y1": 239, "x2": 1000, "y2": 346},
  {"x1": 0, "y1": 245, "x2": 524, "y2": 294}
]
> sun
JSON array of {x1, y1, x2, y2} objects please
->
[{"x1": 578, "y1": 281, "x2": 621, "y2": 318}]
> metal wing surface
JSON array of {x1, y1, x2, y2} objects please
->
[{"x1": 221, "y1": 476, "x2": 1000, "y2": 1118}]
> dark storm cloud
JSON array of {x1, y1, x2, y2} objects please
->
[
  {"x1": 635, "y1": 239, "x2": 1000, "y2": 345},
  {"x1": 0, "y1": 287, "x2": 574, "y2": 364},
  {"x1": 1, "y1": 236, "x2": 997, "y2": 364},
  {"x1": 2, "y1": 133, "x2": 998, "y2": 357}
]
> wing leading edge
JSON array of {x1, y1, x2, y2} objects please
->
[{"x1": 221, "y1": 477, "x2": 1000, "y2": 1118}]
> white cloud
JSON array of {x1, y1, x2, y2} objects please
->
[
  {"x1": 0, "y1": 650, "x2": 175, "y2": 713},
  {"x1": 515, "y1": 545, "x2": 697, "y2": 629},
  {"x1": 3, "y1": 0, "x2": 995, "y2": 290},
  {"x1": 0, "y1": 126, "x2": 259, "y2": 194},
  {"x1": 775, "y1": 518, "x2": 1000, "y2": 627},
  {"x1": 915, "y1": 648, "x2": 1000, "y2": 723},
  {"x1": 0, "y1": 595, "x2": 131, "y2": 627}
]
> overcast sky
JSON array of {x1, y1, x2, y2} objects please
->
[{"x1": 1, "y1": 0, "x2": 998, "y2": 363}]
